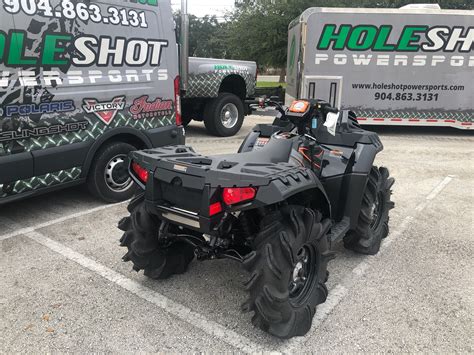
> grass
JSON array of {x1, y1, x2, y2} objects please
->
[{"x1": 256, "y1": 81, "x2": 287, "y2": 88}]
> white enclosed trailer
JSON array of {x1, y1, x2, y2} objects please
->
[{"x1": 286, "y1": 6, "x2": 473, "y2": 129}]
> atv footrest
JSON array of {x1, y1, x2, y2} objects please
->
[{"x1": 328, "y1": 217, "x2": 350, "y2": 244}]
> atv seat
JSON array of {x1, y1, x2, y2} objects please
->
[{"x1": 214, "y1": 138, "x2": 293, "y2": 164}]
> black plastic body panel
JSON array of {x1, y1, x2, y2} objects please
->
[
  {"x1": 131, "y1": 143, "x2": 331, "y2": 235},
  {"x1": 314, "y1": 111, "x2": 383, "y2": 150},
  {"x1": 132, "y1": 109, "x2": 385, "y2": 234},
  {"x1": 0, "y1": 152, "x2": 33, "y2": 184},
  {"x1": 32, "y1": 141, "x2": 91, "y2": 177}
]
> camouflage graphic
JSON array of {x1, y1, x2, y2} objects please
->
[
  {"x1": 0, "y1": 0, "x2": 180, "y2": 201},
  {"x1": 0, "y1": 167, "x2": 82, "y2": 199},
  {"x1": 0, "y1": 7, "x2": 87, "y2": 157}
]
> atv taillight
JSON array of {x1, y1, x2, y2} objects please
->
[
  {"x1": 209, "y1": 202, "x2": 223, "y2": 216},
  {"x1": 131, "y1": 162, "x2": 149, "y2": 184},
  {"x1": 222, "y1": 187, "x2": 257, "y2": 206}
]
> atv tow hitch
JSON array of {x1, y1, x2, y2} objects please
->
[{"x1": 172, "y1": 234, "x2": 245, "y2": 263}]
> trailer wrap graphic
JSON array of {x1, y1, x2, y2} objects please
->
[
  {"x1": 298, "y1": 10, "x2": 473, "y2": 127},
  {"x1": 0, "y1": 0, "x2": 177, "y2": 197}
]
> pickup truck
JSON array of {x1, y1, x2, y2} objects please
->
[{"x1": 183, "y1": 57, "x2": 257, "y2": 137}]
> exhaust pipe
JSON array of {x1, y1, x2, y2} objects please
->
[{"x1": 180, "y1": 0, "x2": 189, "y2": 92}]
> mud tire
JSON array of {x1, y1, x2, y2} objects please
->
[
  {"x1": 119, "y1": 194, "x2": 195, "y2": 279},
  {"x1": 242, "y1": 205, "x2": 333, "y2": 339},
  {"x1": 344, "y1": 166, "x2": 395, "y2": 255}
]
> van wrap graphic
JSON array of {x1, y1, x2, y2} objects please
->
[
  {"x1": 83, "y1": 96, "x2": 126, "y2": 125},
  {"x1": 4, "y1": 114, "x2": 174, "y2": 155},
  {"x1": 0, "y1": 0, "x2": 178, "y2": 199},
  {"x1": 1, "y1": 2, "x2": 174, "y2": 154},
  {"x1": 0, "y1": 167, "x2": 82, "y2": 199}
]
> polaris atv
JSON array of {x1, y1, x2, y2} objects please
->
[{"x1": 118, "y1": 98, "x2": 395, "y2": 339}]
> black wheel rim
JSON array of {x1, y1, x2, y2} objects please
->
[
  {"x1": 370, "y1": 192, "x2": 385, "y2": 231},
  {"x1": 288, "y1": 245, "x2": 317, "y2": 306}
]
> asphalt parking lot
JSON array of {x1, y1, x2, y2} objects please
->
[{"x1": 1, "y1": 116, "x2": 473, "y2": 353}]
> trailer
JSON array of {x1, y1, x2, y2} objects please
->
[{"x1": 286, "y1": 5, "x2": 473, "y2": 129}]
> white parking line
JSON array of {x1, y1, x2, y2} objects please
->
[
  {"x1": 1, "y1": 176, "x2": 455, "y2": 353},
  {"x1": 280, "y1": 175, "x2": 455, "y2": 353},
  {"x1": 0, "y1": 202, "x2": 126, "y2": 242},
  {"x1": 20, "y1": 230, "x2": 264, "y2": 353}
]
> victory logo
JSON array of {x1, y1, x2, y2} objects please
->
[{"x1": 83, "y1": 96, "x2": 126, "y2": 125}]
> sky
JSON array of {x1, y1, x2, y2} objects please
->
[{"x1": 171, "y1": 0, "x2": 235, "y2": 18}]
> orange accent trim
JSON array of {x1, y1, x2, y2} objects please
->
[
  {"x1": 289, "y1": 100, "x2": 310, "y2": 113},
  {"x1": 298, "y1": 148, "x2": 321, "y2": 170}
]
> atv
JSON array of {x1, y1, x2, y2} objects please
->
[{"x1": 118, "y1": 98, "x2": 395, "y2": 339}]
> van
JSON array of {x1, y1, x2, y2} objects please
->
[{"x1": 0, "y1": 0, "x2": 184, "y2": 204}]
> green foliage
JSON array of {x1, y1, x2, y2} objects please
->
[
  {"x1": 256, "y1": 81, "x2": 287, "y2": 88},
  {"x1": 188, "y1": 14, "x2": 229, "y2": 58},
  {"x1": 227, "y1": 0, "x2": 472, "y2": 69},
  {"x1": 175, "y1": 12, "x2": 229, "y2": 58},
  {"x1": 184, "y1": 0, "x2": 472, "y2": 65}
]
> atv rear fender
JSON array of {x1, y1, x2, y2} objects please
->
[{"x1": 253, "y1": 171, "x2": 331, "y2": 219}]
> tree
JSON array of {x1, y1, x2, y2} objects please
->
[
  {"x1": 188, "y1": 15, "x2": 229, "y2": 58},
  {"x1": 227, "y1": 0, "x2": 319, "y2": 81},
  {"x1": 175, "y1": 13, "x2": 230, "y2": 58}
]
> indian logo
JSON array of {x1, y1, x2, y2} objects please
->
[
  {"x1": 129, "y1": 95, "x2": 174, "y2": 120},
  {"x1": 83, "y1": 96, "x2": 126, "y2": 125}
]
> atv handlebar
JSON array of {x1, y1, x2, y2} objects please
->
[
  {"x1": 247, "y1": 97, "x2": 286, "y2": 116},
  {"x1": 248, "y1": 97, "x2": 339, "y2": 135}
]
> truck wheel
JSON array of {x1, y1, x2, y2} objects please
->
[
  {"x1": 242, "y1": 205, "x2": 333, "y2": 339},
  {"x1": 344, "y1": 167, "x2": 395, "y2": 255},
  {"x1": 119, "y1": 194, "x2": 195, "y2": 279},
  {"x1": 204, "y1": 93, "x2": 244, "y2": 137},
  {"x1": 87, "y1": 142, "x2": 138, "y2": 203}
]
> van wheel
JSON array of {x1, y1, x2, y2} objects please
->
[
  {"x1": 87, "y1": 142, "x2": 138, "y2": 203},
  {"x1": 204, "y1": 93, "x2": 244, "y2": 137}
]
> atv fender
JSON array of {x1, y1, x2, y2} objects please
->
[
  {"x1": 254, "y1": 169, "x2": 331, "y2": 219},
  {"x1": 343, "y1": 143, "x2": 382, "y2": 228}
]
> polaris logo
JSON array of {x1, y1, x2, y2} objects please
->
[
  {"x1": 1, "y1": 100, "x2": 75, "y2": 118},
  {"x1": 83, "y1": 96, "x2": 126, "y2": 125}
]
